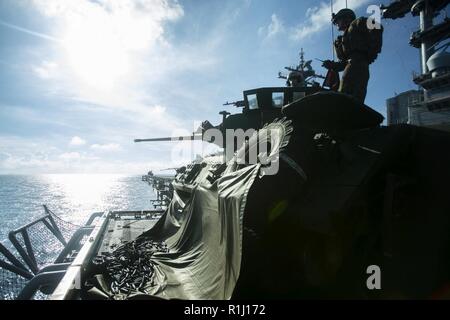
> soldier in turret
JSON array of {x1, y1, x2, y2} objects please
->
[
  {"x1": 287, "y1": 70, "x2": 305, "y2": 87},
  {"x1": 322, "y1": 8, "x2": 383, "y2": 103}
]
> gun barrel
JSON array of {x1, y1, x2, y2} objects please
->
[
  {"x1": 223, "y1": 100, "x2": 245, "y2": 107},
  {"x1": 134, "y1": 135, "x2": 203, "y2": 143}
]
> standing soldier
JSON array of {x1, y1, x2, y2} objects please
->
[{"x1": 322, "y1": 8, "x2": 383, "y2": 103}]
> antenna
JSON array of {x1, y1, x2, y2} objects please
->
[
  {"x1": 299, "y1": 48, "x2": 305, "y2": 70},
  {"x1": 331, "y1": 0, "x2": 335, "y2": 60},
  {"x1": 346, "y1": 0, "x2": 348, "y2": 9}
]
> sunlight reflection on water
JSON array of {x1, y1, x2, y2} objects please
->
[{"x1": 0, "y1": 174, "x2": 155, "y2": 241}]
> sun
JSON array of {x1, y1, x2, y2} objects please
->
[{"x1": 62, "y1": 17, "x2": 130, "y2": 90}]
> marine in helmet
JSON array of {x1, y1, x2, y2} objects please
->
[
  {"x1": 322, "y1": 8, "x2": 383, "y2": 103},
  {"x1": 287, "y1": 70, "x2": 305, "y2": 87}
]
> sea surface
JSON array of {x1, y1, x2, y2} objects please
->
[{"x1": 0, "y1": 174, "x2": 156, "y2": 243}]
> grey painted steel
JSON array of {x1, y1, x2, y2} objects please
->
[
  {"x1": 51, "y1": 213, "x2": 108, "y2": 300},
  {"x1": 16, "y1": 270, "x2": 66, "y2": 300},
  {"x1": 6, "y1": 210, "x2": 163, "y2": 299},
  {"x1": 54, "y1": 226, "x2": 94, "y2": 264},
  {"x1": 419, "y1": 2, "x2": 434, "y2": 74},
  {"x1": 0, "y1": 259, "x2": 33, "y2": 279},
  {"x1": 134, "y1": 135, "x2": 202, "y2": 142},
  {"x1": 9, "y1": 230, "x2": 39, "y2": 274},
  {"x1": 21, "y1": 230, "x2": 37, "y2": 270},
  {"x1": 46, "y1": 214, "x2": 67, "y2": 246},
  {"x1": 0, "y1": 241, "x2": 30, "y2": 273},
  {"x1": 85, "y1": 211, "x2": 105, "y2": 226},
  {"x1": 38, "y1": 263, "x2": 71, "y2": 274},
  {"x1": 8, "y1": 214, "x2": 70, "y2": 274}
]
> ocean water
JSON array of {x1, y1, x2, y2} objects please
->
[{"x1": 0, "y1": 174, "x2": 156, "y2": 243}]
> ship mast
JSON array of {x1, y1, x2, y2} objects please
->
[
  {"x1": 299, "y1": 48, "x2": 305, "y2": 72},
  {"x1": 278, "y1": 48, "x2": 324, "y2": 87}
]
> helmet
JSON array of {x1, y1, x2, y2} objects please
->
[
  {"x1": 288, "y1": 71, "x2": 304, "y2": 86},
  {"x1": 288, "y1": 71, "x2": 301, "y2": 79},
  {"x1": 332, "y1": 8, "x2": 356, "y2": 24}
]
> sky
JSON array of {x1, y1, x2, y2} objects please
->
[{"x1": 0, "y1": 0, "x2": 440, "y2": 174}]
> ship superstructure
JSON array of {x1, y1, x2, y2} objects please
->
[{"x1": 382, "y1": 0, "x2": 450, "y2": 130}]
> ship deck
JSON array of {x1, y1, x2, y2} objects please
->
[{"x1": 96, "y1": 212, "x2": 161, "y2": 255}]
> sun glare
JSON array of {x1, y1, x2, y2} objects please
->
[
  {"x1": 63, "y1": 21, "x2": 130, "y2": 90},
  {"x1": 45, "y1": 174, "x2": 123, "y2": 224},
  {"x1": 41, "y1": 1, "x2": 179, "y2": 92}
]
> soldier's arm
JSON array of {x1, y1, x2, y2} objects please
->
[
  {"x1": 333, "y1": 60, "x2": 347, "y2": 72},
  {"x1": 322, "y1": 59, "x2": 347, "y2": 72}
]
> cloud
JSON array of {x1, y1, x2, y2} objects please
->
[
  {"x1": 25, "y1": 0, "x2": 187, "y2": 116},
  {"x1": 26, "y1": 0, "x2": 190, "y2": 133},
  {"x1": 33, "y1": 60, "x2": 58, "y2": 79},
  {"x1": 30, "y1": 0, "x2": 184, "y2": 88},
  {"x1": 69, "y1": 136, "x2": 86, "y2": 146},
  {"x1": 0, "y1": 104, "x2": 74, "y2": 129},
  {"x1": 1, "y1": 156, "x2": 55, "y2": 171},
  {"x1": 1, "y1": 153, "x2": 151, "y2": 173},
  {"x1": 0, "y1": 149, "x2": 164, "y2": 174},
  {"x1": 258, "y1": 14, "x2": 284, "y2": 40},
  {"x1": 290, "y1": 0, "x2": 371, "y2": 41},
  {"x1": 0, "y1": 132, "x2": 214, "y2": 174},
  {"x1": 0, "y1": 1, "x2": 256, "y2": 174},
  {"x1": 0, "y1": 136, "x2": 59, "y2": 172},
  {"x1": 59, "y1": 152, "x2": 81, "y2": 160},
  {"x1": 90, "y1": 143, "x2": 122, "y2": 152}
]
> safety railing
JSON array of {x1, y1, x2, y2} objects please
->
[
  {"x1": 0, "y1": 207, "x2": 103, "y2": 299},
  {"x1": 8, "y1": 214, "x2": 69, "y2": 274}
]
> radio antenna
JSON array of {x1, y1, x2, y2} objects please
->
[{"x1": 331, "y1": 0, "x2": 335, "y2": 60}]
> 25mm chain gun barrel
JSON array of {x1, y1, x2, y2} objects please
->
[{"x1": 134, "y1": 135, "x2": 203, "y2": 143}]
